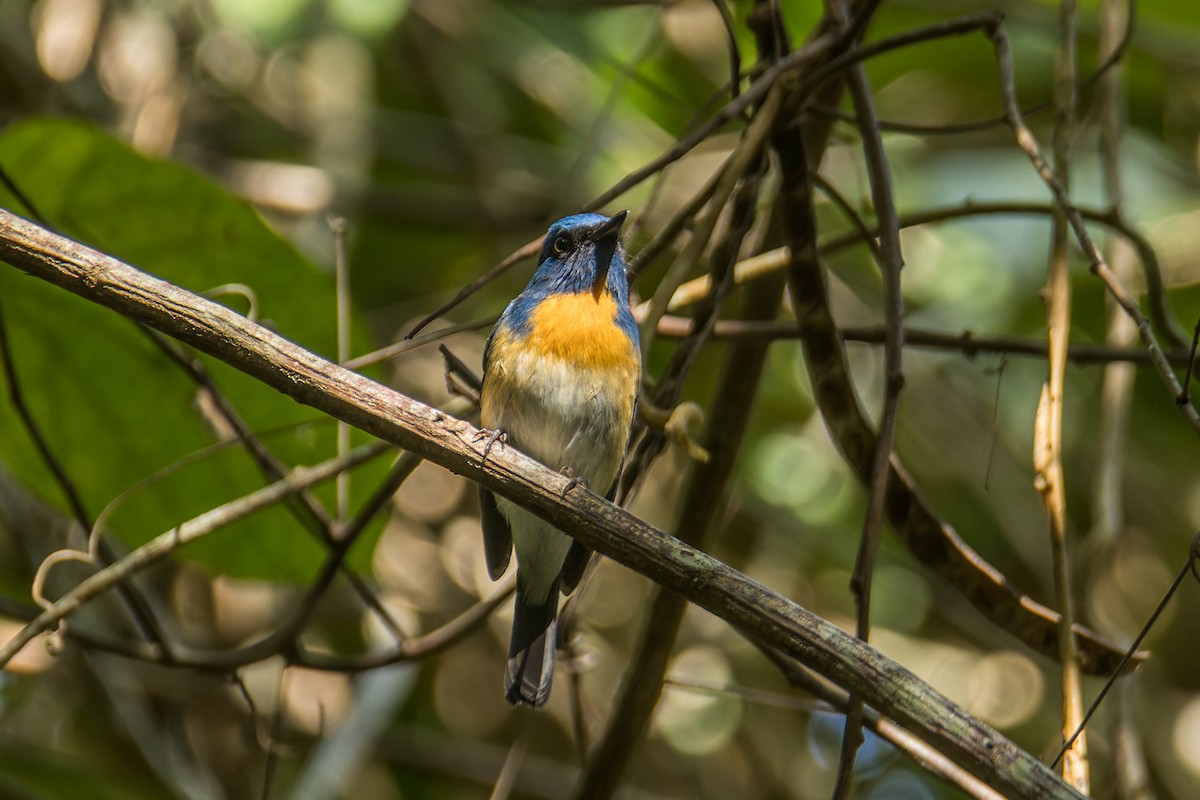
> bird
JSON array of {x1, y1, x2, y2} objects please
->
[{"x1": 477, "y1": 210, "x2": 641, "y2": 707}]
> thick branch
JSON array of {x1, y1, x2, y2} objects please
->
[
  {"x1": 772, "y1": 115, "x2": 1138, "y2": 679},
  {"x1": 0, "y1": 209, "x2": 1087, "y2": 800}
]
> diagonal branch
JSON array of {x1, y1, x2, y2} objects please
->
[
  {"x1": 0, "y1": 300, "x2": 174, "y2": 658},
  {"x1": 772, "y1": 104, "x2": 1138, "y2": 680},
  {"x1": 143, "y1": 328, "x2": 403, "y2": 639},
  {"x1": 0, "y1": 442, "x2": 389, "y2": 667},
  {"x1": 0, "y1": 207, "x2": 1088, "y2": 800},
  {"x1": 988, "y1": 22, "x2": 1200, "y2": 433}
]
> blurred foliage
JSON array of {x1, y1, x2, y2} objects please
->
[
  {"x1": 0, "y1": 117, "x2": 388, "y2": 580},
  {"x1": 0, "y1": 1, "x2": 1199, "y2": 799}
]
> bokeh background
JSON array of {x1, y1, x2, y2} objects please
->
[{"x1": 1, "y1": 0, "x2": 1199, "y2": 798}]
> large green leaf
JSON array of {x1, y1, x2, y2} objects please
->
[{"x1": 0, "y1": 118, "x2": 388, "y2": 581}]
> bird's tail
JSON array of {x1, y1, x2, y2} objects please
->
[{"x1": 505, "y1": 580, "x2": 560, "y2": 707}]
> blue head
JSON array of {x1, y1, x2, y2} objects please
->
[
  {"x1": 527, "y1": 211, "x2": 631, "y2": 303},
  {"x1": 498, "y1": 211, "x2": 639, "y2": 345}
]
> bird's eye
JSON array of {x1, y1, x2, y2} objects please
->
[{"x1": 551, "y1": 234, "x2": 571, "y2": 255}]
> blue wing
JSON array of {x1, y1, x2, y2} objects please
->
[
  {"x1": 478, "y1": 485, "x2": 513, "y2": 580},
  {"x1": 479, "y1": 306, "x2": 516, "y2": 581}
]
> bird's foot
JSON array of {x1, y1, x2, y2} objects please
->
[
  {"x1": 474, "y1": 428, "x2": 508, "y2": 462},
  {"x1": 560, "y1": 467, "x2": 589, "y2": 496}
]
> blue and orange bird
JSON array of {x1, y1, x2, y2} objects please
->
[{"x1": 478, "y1": 211, "x2": 641, "y2": 707}]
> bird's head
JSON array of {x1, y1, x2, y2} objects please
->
[{"x1": 528, "y1": 211, "x2": 629, "y2": 301}]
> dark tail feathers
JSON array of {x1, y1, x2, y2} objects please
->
[{"x1": 505, "y1": 580, "x2": 559, "y2": 707}]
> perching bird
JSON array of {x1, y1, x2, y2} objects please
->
[{"x1": 478, "y1": 211, "x2": 641, "y2": 707}]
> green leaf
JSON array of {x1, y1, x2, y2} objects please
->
[{"x1": 0, "y1": 118, "x2": 387, "y2": 581}]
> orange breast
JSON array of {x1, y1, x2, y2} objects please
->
[{"x1": 524, "y1": 292, "x2": 636, "y2": 370}]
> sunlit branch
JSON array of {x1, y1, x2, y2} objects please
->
[
  {"x1": 0, "y1": 204, "x2": 1105, "y2": 800},
  {"x1": 988, "y1": 21, "x2": 1200, "y2": 435}
]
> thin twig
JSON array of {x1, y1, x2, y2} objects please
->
[
  {"x1": 652, "y1": 315, "x2": 1197, "y2": 366},
  {"x1": 851, "y1": 202, "x2": 1184, "y2": 349},
  {"x1": 0, "y1": 163, "x2": 53, "y2": 229},
  {"x1": 1, "y1": 575, "x2": 514, "y2": 673},
  {"x1": 707, "y1": 0, "x2": 742, "y2": 100},
  {"x1": 801, "y1": 11, "x2": 1001, "y2": 96},
  {"x1": 404, "y1": 237, "x2": 541, "y2": 339},
  {"x1": 1180, "y1": 320, "x2": 1200, "y2": 405},
  {"x1": 347, "y1": 316, "x2": 494, "y2": 370},
  {"x1": 626, "y1": 161, "x2": 723, "y2": 285},
  {"x1": 638, "y1": 82, "x2": 783, "y2": 356},
  {"x1": 831, "y1": 3, "x2": 907, "y2": 792},
  {"x1": 489, "y1": 737, "x2": 527, "y2": 800},
  {"x1": 292, "y1": 400, "x2": 463, "y2": 636},
  {"x1": 811, "y1": 173, "x2": 882, "y2": 263},
  {"x1": 582, "y1": 31, "x2": 838, "y2": 212},
  {"x1": 0, "y1": 302, "x2": 93, "y2": 531},
  {"x1": 1053, "y1": 532, "x2": 1200, "y2": 769},
  {"x1": 806, "y1": 0, "x2": 1135, "y2": 137},
  {"x1": 759, "y1": 645, "x2": 1007, "y2": 800},
  {"x1": 0, "y1": 443, "x2": 389, "y2": 669},
  {"x1": 142, "y1": 328, "x2": 405, "y2": 640},
  {"x1": 988, "y1": 21, "x2": 1200, "y2": 433},
  {"x1": 984, "y1": 356, "x2": 1009, "y2": 490},
  {"x1": 664, "y1": 199, "x2": 1183, "y2": 352},
  {"x1": 254, "y1": 450, "x2": 426, "y2": 666},
  {"x1": 0, "y1": 302, "x2": 173, "y2": 658}
]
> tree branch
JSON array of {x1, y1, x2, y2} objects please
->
[
  {"x1": 1038, "y1": 0, "x2": 1088, "y2": 788},
  {"x1": 0, "y1": 442, "x2": 389, "y2": 667},
  {"x1": 0, "y1": 208, "x2": 1088, "y2": 800},
  {"x1": 830, "y1": 2, "x2": 908, "y2": 790}
]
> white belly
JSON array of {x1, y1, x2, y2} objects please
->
[
  {"x1": 481, "y1": 348, "x2": 636, "y2": 602},
  {"x1": 484, "y1": 349, "x2": 633, "y2": 490}
]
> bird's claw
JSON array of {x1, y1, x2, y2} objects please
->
[
  {"x1": 560, "y1": 467, "x2": 588, "y2": 496},
  {"x1": 475, "y1": 428, "x2": 508, "y2": 462}
]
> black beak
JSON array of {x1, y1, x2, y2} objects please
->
[{"x1": 589, "y1": 210, "x2": 627, "y2": 295}]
